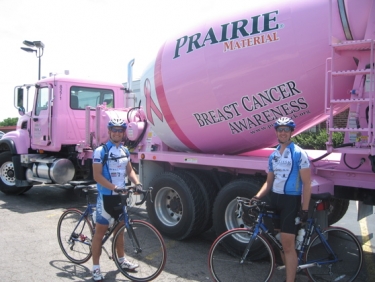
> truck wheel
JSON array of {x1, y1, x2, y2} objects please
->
[
  {"x1": 213, "y1": 178, "x2": 270, "y2": 259},
  {"x1": 0, "y1": 151, "x2": 31, "y2": 195},
  {"x1": 328, "y1": 198, "x2": 350, "y2": 225},
  {"x1": 146, "y1": 171, "x2": 206, "y2": 240}
]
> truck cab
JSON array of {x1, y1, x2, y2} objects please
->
[{"x1": 0, "y1": 74, "x2": 126, "y2": 194}]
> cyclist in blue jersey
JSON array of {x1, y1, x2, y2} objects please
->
[
  {"x1": 252, "y1": 117, "x2": 311, "y2": 282},
  {"x1": 91, "y1": 118, "x2": 142, "y2": 282}
]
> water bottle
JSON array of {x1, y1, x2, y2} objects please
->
[
  {"x1": 295, "y1": 228, "x2": 306, "y2": 250},
  {"x1": 275, "y1": 232, "x2": 281, "y2": 243},
  {"x1": 108, "y1": 217, "x2": 115, "y2": 228},
  {"x1": 295, "y1": 216, "x2": 301, "y2": 225},
  {"x1": 92, "y1": 211, "x2": 97, "y2": 224}
]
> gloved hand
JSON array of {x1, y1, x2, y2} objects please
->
[
  {"x1": 135, "y1": 183, "x2": 143, "y2": 192},
  {"x1": 250, "y1": 196, "x2": 261, "y2": 206},
  {"x1": 297, "y1": 210, "x2": 309, "y2": 224}
]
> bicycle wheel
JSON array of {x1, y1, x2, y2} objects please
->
[
  {"x1": 112, "y1": 220, "x2": 167, "y2": 282},
  {"x1": 305, "y1": 226, "x2": 363, "y2": 282},
  {"x1": 57, "y1": 209, "x2": 94, "y2": 264},
  {"x1": 208, "y1": 228, "x2": 275, "y2": 282}
]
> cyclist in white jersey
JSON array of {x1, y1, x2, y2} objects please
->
[
  {"x1": 252, "y1": 117, "x2": 311, "y2": 282},
  {"x1": 91, "y1": 118, "x2": 142, "y2": 282}
]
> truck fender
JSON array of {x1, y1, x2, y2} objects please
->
[
  {"x1": 0, "y1": 139, "x2": 31, "y2": 194},
  {"x1": 0, "y1": 151, "x2": 32, "y2": 195},
  {"x1": 0, "y1": 138, "x2": 18, "y2": 155},
  {"x1": 0, "y1": 138, "x2": 27, "y2": 181}
]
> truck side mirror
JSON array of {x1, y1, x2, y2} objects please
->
[
  {"x1": 16, "y1": 88, "x2": 25, "y2": 116},
  {"x1": 18, "y1": 106, "x2": 25, "y2": 116},
  {"x1": 17, "y1": 88, "x2": 24, "y2": 107}
]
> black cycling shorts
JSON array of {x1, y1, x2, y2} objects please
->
[
  {"x1": 102, "y1": 195, "x2": 123, "y2": 219},
  {"x1": 269, "y1": 191, "x2": 301, "y2": 235}
]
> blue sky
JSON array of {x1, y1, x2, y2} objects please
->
[{"x1": 0, "y1": 0, "x2": 249, "y2": 121}]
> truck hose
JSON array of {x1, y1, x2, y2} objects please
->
[{"x1": 311, "y1": 143, "x2": 354, "y2": 163}]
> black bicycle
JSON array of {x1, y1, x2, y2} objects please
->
[
  {"x1": 57, "y1": 185, "x2": 167, "y2": 282},
  {"x1": 208, "y1": 193, "x2": 363, "y2": 282}
]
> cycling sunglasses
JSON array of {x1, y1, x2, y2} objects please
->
[
  {"x1": 276, "y1": 127, "x2": 292, "y2": 132},
  {"x1": 110, "y1": 128, "x2": 125, "y2": 133}
]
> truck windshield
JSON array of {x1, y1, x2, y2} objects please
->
[{"x1": 70, "y1": 86, "x2": 114, "y2": 109}]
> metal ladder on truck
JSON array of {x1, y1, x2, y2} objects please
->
[{"x1": 325, "y1": 0, "x2": 375, "y2": 158}]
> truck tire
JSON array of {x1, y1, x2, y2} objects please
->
[
  {"x1": 328, "y1": 198, "x2": 350, "y2": 225},
  {"x1": 146, "y1": 171, "x2": 206, "y2": 240},
  {"x1": 185, "y1": 170, "x2": 219, "y2": 233},
  {"x1": 0, "y1": 151, "x2": 31, "y2": 195},
  {"x1": 213, "y1": 178, "x2": 270, "y2": 259}
]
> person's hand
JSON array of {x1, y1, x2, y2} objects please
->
[
  {"x1": 297, "y1": 210, "x2": 309, "y2": 223},
  {"x1": 250, "y1": 196, "x2": 261, "y2": 206},
  {"x1": 135, "y1": 183, "x2": 143, "y2": 192}
]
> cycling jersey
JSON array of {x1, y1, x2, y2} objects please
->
[
  {"x1": 92, "y1": 140, "x2": 129, "y2": 196},
  {"x1": 268, "y1": 142, "x2": 310, "y2": 195},
  {"x1": 92, "y1": 140, "x2": 130, "y2": 225}
]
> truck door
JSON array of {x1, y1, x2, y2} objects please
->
[{"x1": 30, "y1": 84, "x2": 53, "y2": 148}]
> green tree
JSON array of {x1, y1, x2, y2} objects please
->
[
  {"x1": 0, "y1": 117, "x2": 18, "y2": 126},
  {"x1": 292, "y1": 130, "x2": 344, "y2": 149}
]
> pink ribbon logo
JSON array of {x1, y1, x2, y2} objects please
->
[{"x1": 144, "y1": 78, "x2": 163, "y2": 125}]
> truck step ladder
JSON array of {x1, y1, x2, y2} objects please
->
[{"x1": 326, "y1": 0, "x2": 375, "y2": 155}]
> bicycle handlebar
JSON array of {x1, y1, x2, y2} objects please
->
[
  {"x1": 73, "y1": 184, "x2": 152, "y2": 206},
  {"x1": 237, "y1": 197, "x2": 266, "y2": 209},
  {"x1": 74, "y1": 184, "x2": 97, "y2": 199},
  {"x1": 114, "y1": 186, "x2": 153, "y2": 206}
]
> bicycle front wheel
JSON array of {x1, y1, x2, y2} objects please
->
[
  {"x1": 305, "y1": 226, "x2": 363, "y2": 282},
  {"x1": 112, "y1": 220, "x2": 167, "y2": 282},
  {"x1": 208, "y1": 228, "x2": 275, "y2": 282},
  {"x1": 57, "y1": 209, "x2": 93, "y2": 264}
]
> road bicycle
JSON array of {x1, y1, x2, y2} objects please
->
[
  {"x1": 57, "y1": 185, "x2": 167, "y2": 282},
  {"x1": 208, "y1": 193, "x2": 363, "y2": 282}
]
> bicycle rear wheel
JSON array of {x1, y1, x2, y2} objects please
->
[
  {"x1": 57, "y1": 209, "x2": 93, "y2": 264},
  {"x1": 208, "y1": 228, "x2": 275, "y2": 282},
  {"x1": 112, "y1": 220, "x2": 167, "y2": 282},
  {"x1": 305, "y1": 226, "x2": 363, "y2": 282}
]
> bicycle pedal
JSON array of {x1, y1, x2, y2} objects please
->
[{"x1": 276, "y1": 265, "x2": 285, "y2": 270}]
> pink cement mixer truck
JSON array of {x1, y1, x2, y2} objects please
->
[{"x1": 1, "y1": 0, "x2": 374, "y2": 244}]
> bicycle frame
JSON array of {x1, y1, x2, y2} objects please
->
[
  {"x1": 67, "y1": 188, "x2": 147, "y2": 252},
  {"x1": 239, "y1": 201, "x2": 283, "y2": 259},
  {"x1": 239, "y1": 197, "x2": 340, "y2": 271},
  {"x1": 99, "y1": 190, "x2": 149, "y2": 255},
  {"x1": 67, "y1": 204, "x2": 96, "y2": 248},
  {"x1": 296, "y1": 217, "x2": 339, "y2": 270}
]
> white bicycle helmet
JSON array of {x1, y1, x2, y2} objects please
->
[
  {"x1": 108, "y1": 118, "x2": 127, "y2": 129},
  {"x1": 274, "y1": 117, "x2": 296, "y2": 130}
]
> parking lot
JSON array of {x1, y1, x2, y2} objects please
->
[{"x1": 0, "y1": 185, "x2": 374, "y2": 281}]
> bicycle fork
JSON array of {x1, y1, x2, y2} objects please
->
[
  {"x1": 239, "y1": 231, "x2": 258, "y2": 264},
  {"x1": 126, "y1": 224, "x2": 142, "y2": 254},
  {"x1": 123, "y1": 206, "x2": 142, "y2": 255}
]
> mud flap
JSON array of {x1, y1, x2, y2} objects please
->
[
  {"x1": 368, "y1": 155, "x2": 375, "y2": 173},
  {"x1": 357, "y1": 201, "x2": 373, "y2": 221},
  {"x1": 315, "y1": 210, "x2": 328, "y2": 229}
]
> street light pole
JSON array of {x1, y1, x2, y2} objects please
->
[{"x1": 20, "y1": 40, "x2": 45, "y2": 80}]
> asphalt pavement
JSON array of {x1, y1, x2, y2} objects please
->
[{"x1": 0, "y1": 185, "x2": 374, "y2": 281}]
